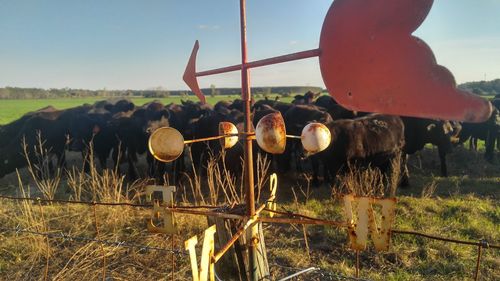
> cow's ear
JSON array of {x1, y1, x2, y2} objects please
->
[
  {"x1": 93, "y1": 125, "x2": 101, "y2": 135},
  {"x1": 426, "y1": 124, "x2": 436, "y2": 132}
]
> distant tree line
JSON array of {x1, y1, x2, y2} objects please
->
[
  {"x1": 458, "y1": 79, "x2": 500, "y2": 96},
  {"x1": 0, "y1": 86, "x2": 324, "y2": 99}
]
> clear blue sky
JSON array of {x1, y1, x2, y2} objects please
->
[{"x1": 0, "y1": 0, "x2": 499, "y2": 90}]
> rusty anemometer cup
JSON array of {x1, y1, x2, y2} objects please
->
[{"x1": 148, "y1": 111, "x2": 332, "y2": 163}]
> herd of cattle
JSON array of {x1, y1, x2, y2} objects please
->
[{"x1": 0, "y1": 91, "x2": 499, "y2": 187}]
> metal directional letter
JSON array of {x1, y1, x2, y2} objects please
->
[
  {"x1": 343, "y1": 195, "x2": 397, "y2": 251},
  {"x1": 145, "y1": 185, "x2": 177, "y2": 234},
  {"x1": 266, "y1": 173, "x2": 278, "y2": 218},
  {"x1": 185, "y1": 225, "x2": 217, "y2": 281}
]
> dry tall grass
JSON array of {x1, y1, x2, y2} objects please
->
[
  {"x1": 0, "y1": 139, "x2": 201, "y2": 280},
  {"x1": 331, "y1": 154, "x2": 402, "y2": 198},
  {"x1": 22, "y1": 134, "x2": 62, "y2": 200}
]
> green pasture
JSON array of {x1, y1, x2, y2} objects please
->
[
  {"x1": 0, "y1": 96, "x2": 290, "y2": 125},
  {"x1": 1, "y1": 94, "x2": 495, "y2": 125}
]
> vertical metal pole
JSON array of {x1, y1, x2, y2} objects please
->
[{"x1": 239, "y1": 0, "x2": 257, "y2": 280}]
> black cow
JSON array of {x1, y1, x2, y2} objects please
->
[
  {"x1": 400, "y1": 117, "x2": 461, "y2": 186},
  {"x1": 111, "y1": 102, "x2": 171, "y2": 180},
  {"x1": 0, "y1": 109, "x2": 70, "y2": 178},
  {"x1": 68, "y1": 108, "x2": 115, "y2": 171},
  {"x1": 0, "y1": 106, "x2": 60, "y2": 147},
  {"x1": 292, "y1": 91, "x2": 318, "y2": 105},
  {"x1": 318, "y1": 114, "x2": 405, "y2": 183},
  {"x1": 281, "y1": 105, "x2": 333, "y2": 184},
  {"x1": 459, "y1": 100, "x2": 500, "y2": 161},
  {"x1": 314, "y1": 95, "x2": 357, "y2": 120},
  {"x1": 253, "y1": 100, "x2": 293, "y2": 116},
  {"x1": 459, "y1": 112, "x2": 495, "y2": 152}
]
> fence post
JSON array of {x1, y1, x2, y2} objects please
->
[{"x1": 207, "y1": 208, "x2": 269, "y2": 281}]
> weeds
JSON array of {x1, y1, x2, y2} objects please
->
[
  {"x1": 22, "y1": 134, "x2": 61, "y2": 200},
  {"x1": 421, "y1": 180, "x2": 438, "y2": 198}
]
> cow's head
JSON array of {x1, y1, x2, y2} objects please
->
[
  {"x1": 426, "y1": 120, "x2": 460, "y2": 151},
  {"x1": 145, "y1": 109, "x2": 170, "y2": 134}
]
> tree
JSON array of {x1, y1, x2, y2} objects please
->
[{"x1": 210, "y1": 84, "x2": 218, "y2": 97}]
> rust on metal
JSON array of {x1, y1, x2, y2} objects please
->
[
  {"x1": 183, "y1": 40, "x2": 206, "y2": 104},
  {"x1": 146, "y1": 185, "x2": 177, "y2": 234},
  {"x1": 300, "y1": 122, "x2": 331, "y2": 154},
  {"x1": 212, "y1": 216, "x2": 259, "y2": 263},
  {"x1": 319, "y1": 0, "x2": 491, "y2": 122},
  {"x1": 255, "y1": 112, "x2": 287, "y2": 154},
  {"x1": 343, "y1": 195, "x2": 397, "y2": 251},
  {"x1": 474, "y1": 243, "x2": 483, "y2": 281},
  {"x1": 218, "y1": 122, "x2": 239, "y2": 149},
  {"x1": 148, "y1": 126, "x2": 241, "y2": 162},
  {"x1": 148, "y1": 127, "x2": 185, "y2": 163},
  {"x1": 195, "y1": 48, "x2": 321, "y2": 77}
]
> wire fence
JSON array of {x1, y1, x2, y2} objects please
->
[
  {"x1": 0, "y1": 225, "x2": 185, "y2": 255},
  {"x1": 0, "y1": 194, "x2": 498, "y2": 280}
]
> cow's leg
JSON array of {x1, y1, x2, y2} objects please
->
[
  {"x1": 484, "y1": 130, "x2": 496, "y2": 162},
  {"x1": 472, "y1": 137, "x2": 478, "y2": 151},
  {"x1": 175, "y1": 152, "x2": 186, "y2": 182},
  {"x1": 323, "y1": 159, "x2": 331, "y2": 184},
  {"x1": 311, "y1": 155, "x2": 320, "y2": 187},
  {"x1": 294, "y1": 142, "x2": 303, "y2": 173},
  {"x1": 111, "y1": 146, "x2": 122, "y2": 173},
  {"x1": 276, "y1": 141, "x2": 292, "y2": 173},
  {"x1": 437, "y1": 146, "x2": 448, "y2": 177},
  {"x1": 327, "y1": 161, "x2": 343, "y2": 186},
  {"x1": 155, "y1": 161, "x2": 167, "y2": 184},
  {"x1": 57, "y1": 151, "x2": 66, "y2": 170},
  {"x1": 399, "y1": 154, "x2": 410, "y2": 187},
  {"x1": 98, "y1": 153, "x2": 107, "y2": 170},
  {"x1": 127, "y1": 149, "x2": 139, "y2": 180}
]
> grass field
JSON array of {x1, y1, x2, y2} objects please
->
[
  {"x1": 0, "y1": 94, "x2": 495, "y2": 125},
  {"x1": 0, "y1": 96, "x2": 227, "y2": 125},
  {"x1": 0, "y1": 95, "x2": 297, "y2": 125}
]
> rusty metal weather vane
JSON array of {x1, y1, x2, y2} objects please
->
[
  {"x1": 150, "y1": 0, "x2": 494, "y2": 280},
  {"x1": 184, "y1": 0, "x2": 492, "y2": 123}
]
